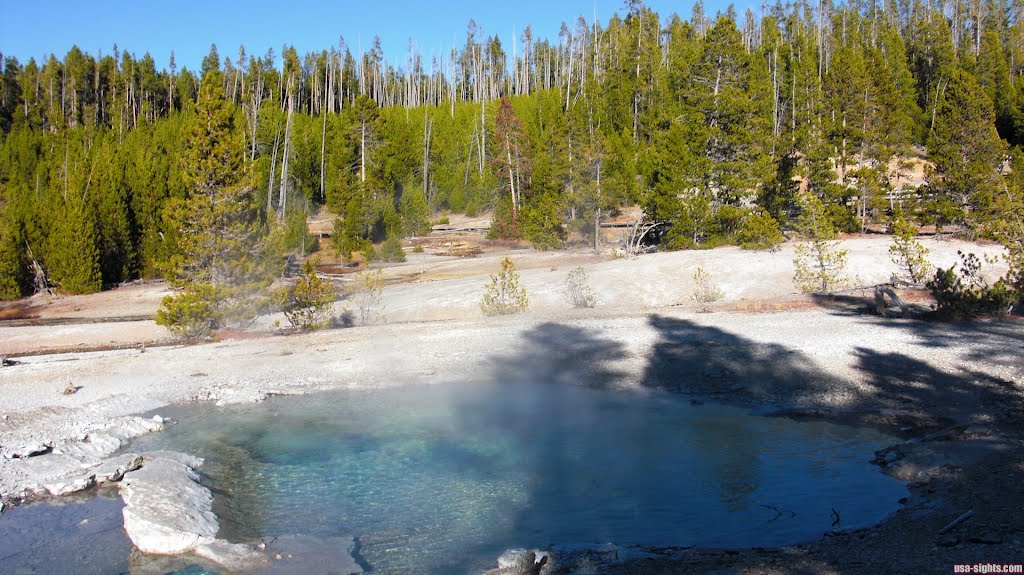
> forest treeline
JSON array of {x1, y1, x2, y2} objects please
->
[{"x1": 2, "y1": 0, "x2": 1024, "y2": 299}]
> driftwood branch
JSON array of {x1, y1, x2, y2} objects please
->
[
  {"x1": 625, "y1": 219, "x2": 665, "y2": 257},
  {"x1": 874, "y1": 284, "x2": 910, "y2": 317},
  {"x1": 24, "y1": 240, "x2": 53, "y2": 296},
  {"x1": 759, "y1": 503, "x2": 796, "y2": 523},
  {"x1": 938, "y1": 510, "x2": 974, "y2": 535}
]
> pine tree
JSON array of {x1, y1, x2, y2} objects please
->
[
  {"x1": 157, "y1": 69, "x2": 281, "y2": 337},
  {"x1": 0, "y1": 206, "x2": 29, "y2": 299},
  {"x1": 480, "y1": 257, "x2": 528, "y2": 315},
  {"x1": 46, "y1": 192, "x2": 102, "y2": 294},
  {"x1": 925, "y1": 70, "x2": 1007, "y2": 233},
  {"x1": 793, "y1": 195, "x2": 849, "y2": 294},
  {"x1": 279, "y1": 259, "x2": 335, "y2": 331},
  {"x1": 889, "y1": 215, "x2": 932, "y2": 284},
  {"x1": 491, "y1": 96, "x2": 530, "y2": 239}
]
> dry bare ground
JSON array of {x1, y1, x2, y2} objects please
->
[{"x1": 1, "y1": 235, "x2": 1022, "y2": 574}]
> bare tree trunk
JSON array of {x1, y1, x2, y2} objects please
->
[
  {"x1": 250, "y1": 69, "x2": 263, "y2": 163},
  {"x1": 268, "y1": 131, "x2": 280, "y2": 214},
  {"x1": 279, "y1": 86, "x2": 294, "y2": 220},
  {"x1": 565, "y1": 32, "x2": 574, "y2": 110},
  {"x1": 594, "y1": 161, "x2": 601, "y2": 252},
  {"x1": 360, "y1": 121, "x2": 367, "y2": 184},
  {"x1": 423, "y1": 115, "x2": 432, "y2": 205},
  {"x1": 479, "y1": 99, "x2": 486, "y2": 175},
  {"x1": 505, "y1": 132, "x2": 518, "y2": 218},
  {"x1": 771, "y1": 47, "x2": 779, "y2": 160},
  {"x1": 320, "y1": 66, "x2": 329, "y2": 203}
]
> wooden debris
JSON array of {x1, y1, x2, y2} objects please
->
[
  {"x1": 938, "y1": 510, "x2": 975, "y2": 535},
  {"x1": 874, "y1": 284, "x2": 911, "y2": 317}
]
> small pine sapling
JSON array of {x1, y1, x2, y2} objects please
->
[
  {"x1": 888, "y1": 216, "x2": 931, "y2": 284},
  {"x1": 690, "y1": 267, "x2": 725, "y2": 312},
  {"x1": 481, "y1": 257, "x2": 529, "y2": 316},
  {"x1": 349, "y1": 268, "x2": 385, "y2": 325},
  {"x1": 562, "y1": 266, "x2": 596, "y2": 308},
  {"x1": 793, "y1": 195, "x2": 849, "y2": 294}
]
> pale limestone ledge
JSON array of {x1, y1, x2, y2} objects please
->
[
  {"x1": 1, "y1": 416, "x2": 362, "y2": 573},
  {"x1": 119, "y1": 450, "x2": 363, "y2": 572}
]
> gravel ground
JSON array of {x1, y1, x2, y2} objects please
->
[{"x1": 0, "y1": 236, "x2": 1022, "y2": 574}]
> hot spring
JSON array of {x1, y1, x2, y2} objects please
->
[{"x1": 1, "y1": 379, "x2": 906, "y2": 574}]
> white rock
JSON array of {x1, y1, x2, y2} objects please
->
[
  {"x1": 214, "y1": 388, "x2": 268, "y2": 406},
  {"x1": 53, "y1": 433, "x2": 121, "y2": 460},
  {"x1": 120, "y1": 454, "x2": 218, "y2": 555},
  {"x1": 43, "y1": 472, "x2": 95, "y2": 496},
  {"x1": 5, "y1": 443, "x2": 51, "y2": 459},
  {"x1": 93, "y1": 453, "x2": 144, "y2": 484},
  {"x1": 17, "y1": 452, "x2": 89, "y2": 485}
]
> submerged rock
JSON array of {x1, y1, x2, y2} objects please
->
[
  {"x1": 193, "y1": 539, "x2": 262, "y2": 570},
  {"x1": 256, "y1": 535, "x2": 363, "y2": 574}
]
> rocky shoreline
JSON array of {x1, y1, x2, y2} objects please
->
[{"x1": 1, "y1": 308, "x2": 1022, "y2": 574}]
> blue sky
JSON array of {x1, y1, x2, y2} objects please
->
[{"x1": 0, "y1": 0, "x2": 747, "y2": 72}]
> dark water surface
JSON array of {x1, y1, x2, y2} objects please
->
[
  {"x1": 0, "y1": 381, "x2": 905, "y2": 575},
  {"x1": 127, "y1": 380, "x2": 905, "y2": 574}
]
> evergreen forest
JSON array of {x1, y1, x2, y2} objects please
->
[{"x1": 2, "y1": 0, "x2": 1024, "y2": 301}]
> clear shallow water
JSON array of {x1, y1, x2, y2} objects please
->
[{"x1": 125, "y1": 381, "x2": 906, "y2": 575}]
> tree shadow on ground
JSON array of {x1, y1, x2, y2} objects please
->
[
  {"x1": 641, "y1": 314, "x2": 1023, "y2": 431},
  {"x1": 474, "y1": 314, "x2": 1024, "y2": 575},
  {"x1": 808, "y1": 291, "x2": 934, "y2": 319}
]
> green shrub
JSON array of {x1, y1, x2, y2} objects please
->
[
  {"x1": 377, "y1": 236, "x2": 406, "y2": 263},
  {"x1": 793, "y1": 195, "x2": 849, "y2": 294},
  {"x1": 927, "y1": 251, "x2": 1017, "y2": 319},
  {"x1": 481, "y1": 257, "x2": 528, "y2": 316},
  {"x1": 737, "y1": 210, "x2": 785, "y2": 251},
  {"x1": 284, "y1": 209, "x2": 318, "y2": 256},
  {"x1": 332, "y1": 217, "x2": 371, "y2": 261},
  {"x1": 156, "y1": 284, "x2": 221, "y2": 339},
  {"x1": 279, "y1": 260, "x2": 336, "y2": 331},
  {"x1": 521, "y1": 192, "x2": 567, "y2": 250}
]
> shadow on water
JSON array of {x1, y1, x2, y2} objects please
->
[
  {"x1": 474, "y1": 313, "x2": 1024, "y2": 574},
  {"x1": 469, "y1": 317, "x2": 903, "y2": 563}
]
